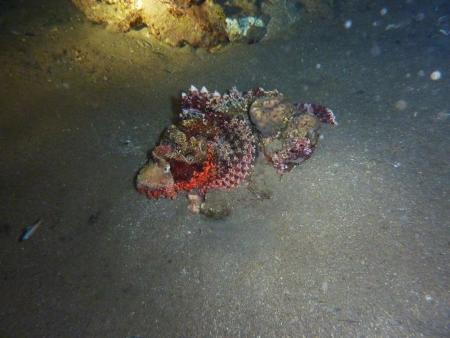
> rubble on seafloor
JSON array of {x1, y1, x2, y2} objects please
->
[
  {"x1": 71, "y1": 0, "x2": 337, "y2": 48},
  {"x1": 135, "y1": 85, "x2": 337, "y2": 216},
  {"x1": 225, "y1": 16, "x2": 266, "y2": 43}
]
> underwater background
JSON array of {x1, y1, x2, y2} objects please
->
[{"x1": 0, "y1": 0, "x2": 449, "y2": 336}]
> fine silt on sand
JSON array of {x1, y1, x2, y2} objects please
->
[{"x1": 0, "y1": 0, "x2": 449, "y2": 337}]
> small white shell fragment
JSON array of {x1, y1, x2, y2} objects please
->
[
  {"x1": 213, "y1": 90, "x2": 221, "y2": 97},
  {"x1": 190, "y1": 85, "x2": 198, "y2": 92},
  {"x1": 200, "y1": 86, "x2": 208, "y2": 94},
  {"x1": 181, "y1": 92, "x2": 187, "y2": 98},
  {"x1": 430, "y1": 70, "x2": 442, "y2": 80}
]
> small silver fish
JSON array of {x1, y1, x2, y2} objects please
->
[{"x1": 18, "y1": 219, "x2": 42, "y2": 242}]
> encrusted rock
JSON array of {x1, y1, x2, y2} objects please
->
[
  {"x1": 72, "y1": 0, "x2": 228, "y2": 48},
  {"x1": 225, "y1": 16, "x2": 266, "y2": 43}
]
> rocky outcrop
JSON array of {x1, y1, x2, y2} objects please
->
[
  {"x1": 72, "y1": 0, "x2": 337, "y2": 48},
  {"x1": 72, "y1": 0, "x2": 228, "y2": 48}
]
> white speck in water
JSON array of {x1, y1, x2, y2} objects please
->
[
  {"x1": 413, "y1": 111, "x2": 418, "y2": 117},
  {"x1": 322, "y1": 281, "x2": 328, "y2": 293},
  {"x1": 417, "y1": 70, "x2": 425, "y2": 77},
  {"x1": 344, "y1": 20, "x2": 352, "y2": 29},
  {"x1": 395, "y1": 100, "x2": 408, "y2": 110},
  {"x1": 316, "y1": 63, "x2": 321, "y2": 69},
  {"x1": 425, "y1": 295, "x2": 433, "y2": 302},
  {"x1": 380, "y1": 7, "x2": 388, "y2": 16},
  {"x1": 430, "y1": 70, "x2": 442, "y2": 80}
]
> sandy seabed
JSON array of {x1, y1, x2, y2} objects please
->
[{"x1": 0, "y1": 0, "x2": 449, "y2": 337}]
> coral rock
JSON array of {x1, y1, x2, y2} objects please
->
[{"x1": 72, "y1": 0, "x2": 228, "y2": 48}]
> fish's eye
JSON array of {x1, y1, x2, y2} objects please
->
[{"x1": 163, "y1": 164, "x2": 171, "y2": 173}]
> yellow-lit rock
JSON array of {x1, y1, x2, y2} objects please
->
[{"x1": 72, "y1": 0, "x2": 228, "y2": 48}]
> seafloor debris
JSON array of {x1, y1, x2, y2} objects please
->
[
  {"x1": 225, "y1": 16, "x2": 266, "y2": 43},
  {"x1": 18, "y1": 219, "x2": 42, "y2": 242},
  {"x1": 136, "y1": 85, "x2": 337, "y2": 203}
]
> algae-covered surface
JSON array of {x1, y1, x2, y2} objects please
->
[{"x1": 1, "y1": 0, "x2": 449, "y2": 336}]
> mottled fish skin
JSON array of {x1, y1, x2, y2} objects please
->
[{"x1": 137, "y1": 86, "x2": 337, "y2": 199}]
